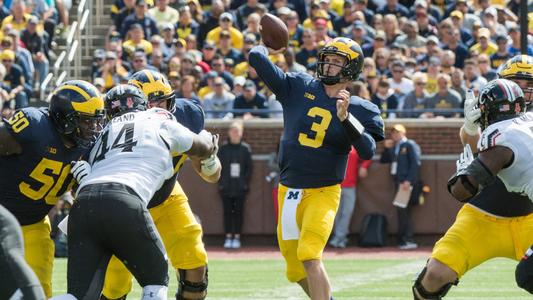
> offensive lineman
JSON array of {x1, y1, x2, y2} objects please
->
[
  {"x1": 101, "y1": 70, "x2": 220, "y2": 300},
  {"x1": 0, "y1": 80, "x2": 106, "y2": 297},
  {"x1": 52, "y1": 84, "x2": 218, "y2": 300},
  {"x1": 413, "y1": 56, "x2": 533, "y2": 299},
  {"x1": 249, "y1": 37, "x2": 384, "y2": 299}
]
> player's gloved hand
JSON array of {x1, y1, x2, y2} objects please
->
[
  {"x1": 456, "y1": 144, "x2": 474, "y2": 173},
  {"x1": 201, "y1": 154, "x2": 219, "y2": 176},
  {"x1": 463, "y1": 90, "x2": 481, "y2": 136},
  {"x1": 70, "y1": 160, "x2": 91, "y2": 184}
]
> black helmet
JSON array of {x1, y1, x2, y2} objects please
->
[
  {"x1": 104, "y1": 84, "x2": 147, "y2": 118},
  {"x1": 49, "y1": 80, "x2": 106, "y2": 148},
  {"x1": 128, "y1": 69, "x2": 175, "y2": 112},
  {"x1": 317, "y1": 37, "x2": 364, "y2": 85},
  {"x1": 478, "y1": 78, "x2": 526, "y2": 130}
]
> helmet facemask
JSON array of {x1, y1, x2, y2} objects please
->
[{"x1": 63, "y1": 110, "x2": 106, "y2": 149}]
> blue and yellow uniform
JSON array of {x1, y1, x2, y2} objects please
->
[
  {"x1": 102, "y1": 97, "x2": 208, "y2": 298},
  {"x1": 0, "y1": 108, "x2": 86, "y2": 296},
  {"x1": 249, "y1": 44, "x2": 384, "y2": 283}
]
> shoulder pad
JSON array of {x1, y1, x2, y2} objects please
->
[
  {"x1": 173, "y1": 98, "x2": 205, "y2": 134},
  {"x1": 3, "y1": 107, "x2": 47, "y2": 144},
  {"x1": 349, "y1": 96, "x2": 381, "y2": 115},
  {"x1": 148, "y1": 107, "x2": 175, "y2": 120},
  {"x1": 479, "y1": 123, "x2": 506, "y2": 152}
]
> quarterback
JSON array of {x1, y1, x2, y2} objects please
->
[{"x1": 249, "y1": 37, "x2": 384, "y2": 299}]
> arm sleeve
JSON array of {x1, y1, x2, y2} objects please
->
[
  {"x1": 351, "y1": 132, "x2": 376, "y2": 160},
  {"x1": 243, "y1": 144, "x2": 253, "y2": 183},
  {"x1": 404, "y1": 142, "x2": 421, "y2": 183},
  {"x1": 248, "y1": 45, "x2": 291, "y2": 101},
  {"x1": 159, "y1": 119, "x2": 195, "y2": 154},
  {"x1": 346, "y1": 100, "x2": 385, "y2": 160},
  {"x1": 380, "y1": 148, "x2": 394, "y2": 163}
]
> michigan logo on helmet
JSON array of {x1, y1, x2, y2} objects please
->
[
  {"x1": 128, "y1": 70, "x2": 175, "y2": 112},
  {"x1": 49, "y1": 80, "x2": 106, "y2": 148},
  {"x1": 104, "y1": 84, "x2": 148, "y2": 119},
  {"x1": 317, "y1": 37, "x2": 364, "y2": 85},
  {"x1": 478, "y1": 78, "x2": 525, "y2": 130},
  {"x1": 498, "y1": 55, "x2": 533, "y2": 103}
]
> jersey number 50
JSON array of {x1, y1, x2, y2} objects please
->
[
  {"x1": 19, "y1": 158, "x2": 73, "y2": 205},
  {"x1": 298, "y1": 107, "x2": 332, "y2": 148}
]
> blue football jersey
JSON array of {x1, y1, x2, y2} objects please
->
[
  {"x1": 148, "y1": 98, "x2": 205, "y2": 208},
  {"x1": 0, "y1": 107, "x2": 86, "y2": 225},
  {"x1": 249, "y1": 46, "x2": 385, "y2": 188}
]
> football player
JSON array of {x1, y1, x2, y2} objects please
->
[
  {"x1": 248, "y1": 38, "x2": 384, "y2": 299},
  {"x1": 101, "y1": 70, "x2": 220, "y2": 300},
  {"x1": 52, "y1": 84, "x2": 218, "y2": 300},
  {"x1": 413, "y1": 57, "x2": 533, "y2": 300},
  {"x1": 0, "y1": 204, "x2": 46, "y2": 300},
  {"x1": 0, "y1": 80, "x2": 106, "y2": 297}
]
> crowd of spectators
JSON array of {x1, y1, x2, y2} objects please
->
[
  {"x1": 71, "y1": 0, "x2": 533, "y2": 119},
  {"x1": 0, "y1": 0, "x2": 70, "y2": 118}
]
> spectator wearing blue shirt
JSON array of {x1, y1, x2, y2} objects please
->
[
  {"x1": 233, "y1": 80, "x2": 267, "y2": 118},
  {"x1": 377, "y1": 0, "x2": 410, "y2": 19},
  {"x1": 508, "y1": 25, "x2": 533, "y2": 57},
  {"x1": 1, "y1": 49, "x2": 27, "y2": 108},
  {"x1": 120, "y1": 0, "x2": 159, "y2": 40}
]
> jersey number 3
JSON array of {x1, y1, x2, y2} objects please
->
[{"x1": 298, "y1": 107, "x2": 332, "y2": 148}]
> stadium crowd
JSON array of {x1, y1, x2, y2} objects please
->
[{"x1": 82, "y1": 0, "x2": 533, "y2": 120}]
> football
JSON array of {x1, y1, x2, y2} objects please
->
[{"x1": 260, "y1": 13, "x2": 289, "y2": 50}]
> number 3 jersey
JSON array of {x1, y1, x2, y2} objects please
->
[
  {"x1": 0, "y1": 107, "x2": 86, "y2": 225},
  {"x1": 81, "y1": 108, "x2": 196, "y2": 204},
  {"x1": 478, "y1": 112, "x2": 533, "y2": 201}
]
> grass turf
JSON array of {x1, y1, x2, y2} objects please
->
[{"x1": 51, "y1": 257, "x2": 531, "y2": 299}]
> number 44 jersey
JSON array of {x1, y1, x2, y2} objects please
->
[
  {"x1": 82, "y1": 108, "x2": 196, "y2": 204},
  {"x1": 0, "y1": 107, "x2": 86, "y2": 225},
  {"x1": 478, "y1": 112, "x2": 533, "y2": 201}
]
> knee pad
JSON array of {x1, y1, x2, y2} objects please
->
[
  {"x1": 141, "y1": 285, "x2": 167, "y2": 300},
  {"x1": 176, "y1": 267, "x2": 208, "y2": 300},
  {"x1": 516, "y1": 247, "x2": 533, "y2": 294},
  {"x1": 412, "y1": 266, "x2": 458, "y2": 299}
]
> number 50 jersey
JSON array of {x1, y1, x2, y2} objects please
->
[
  {"x1": 82, "y1": 108, "x2": 197, "y2": 203},
  {"x1": 0, "y1": 107, "x2": 86, "y2": 225}
]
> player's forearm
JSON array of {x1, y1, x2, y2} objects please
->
[
  {"x1": 459, "y1": 125, "x2": 480, "y2": 153},
  {"x1": 248, "y1": 45, "x2": 289, "y2": 99},
  {"x1": 351, "y1": 132, "x2": 376, "y2": 160}
]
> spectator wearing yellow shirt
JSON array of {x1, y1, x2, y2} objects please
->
[
  {"x1": 469, "y1": 27, "x2": 497, "y2": 56},
  {"x1": 1, "y1": 0, "x2": 34, "y2": 32},
  {"x1": 425, "y1": 57, "x2": 441, "y2": 96},
  {"x1": 122, "y1": 23, "x2": 153, "y2": 58},
  {"x1": 197, "y1": 71, "x2": 218, "y2": 101},
  {"x1": 206, "y1": 12, "x2": 243, "y2": 51},
  {"x1": 99, "y1": 51, "x2": 129, "y2": 92},
  {"x1": 147, "y1": 0, "x2": 179, "y2": 27},
  {"x1": 303, "y1": 5, "x2": 333, "y2": 31},
  {"x1": 175, "y1": 5, "x2": 199, "y2": 40}
]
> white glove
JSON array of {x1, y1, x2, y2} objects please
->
[
  {"x1": 200, "y1": 154, "x2": 219, "y2": 176},
  {"x1": 463, "y1": 90, "x2": 481, "y2": 136},
  {"x1": 456, "y1": 144, "x2": 474, "y2": 173},
  {"x1": 70, "y1": 160, "x2": 91, "y2": 184}
]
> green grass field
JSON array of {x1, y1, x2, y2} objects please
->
[{"x1": 51, "y1": 256, "x2": 532, "y2": 299}]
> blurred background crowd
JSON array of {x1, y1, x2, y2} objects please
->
[{"x1": 0, "y1": 0, "x2": 532, "y2": 120}]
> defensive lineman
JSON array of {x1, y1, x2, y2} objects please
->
[{"x1": 52, "y1": 85, "x2": 218, "y2": 300}]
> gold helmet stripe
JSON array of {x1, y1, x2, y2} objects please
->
[
  {"x1": 56, "y1": 85, "x2": 104, "y2": 114},
  {"x1": 144, "y1": 69, "x2": 156, "y2": 83}
]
